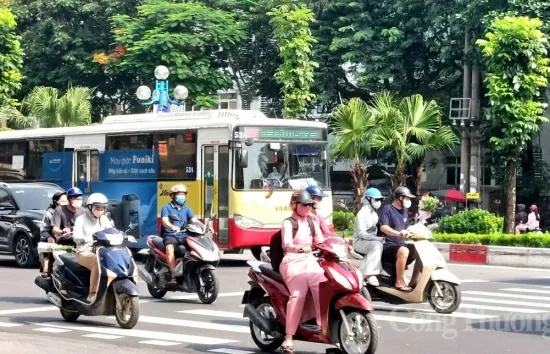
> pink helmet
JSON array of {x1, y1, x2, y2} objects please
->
[{"x1": 530, "y1": 205, "x2": 538, "y2": 212}]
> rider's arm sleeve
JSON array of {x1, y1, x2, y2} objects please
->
[
  {"x1": 51, "y1": 207, "x2": 62, "y2": 228},
  {"x1": 72, "y1": 216, "x2": 85, "y2": 244},
  {"x1": 312, "y1": 221, "x2": 325, "y2": 245}
]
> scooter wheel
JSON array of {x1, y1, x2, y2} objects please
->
[
  {"x1": 115, "y1": 294, "x2": 140, "y2": 329},
  {"x1": 428, "y1": 281, "x2": 461, "y2": 314},
  {"x1": 337, "y1": 310, "x2": 378, "y2": 354},
  {"x1": 249, "y1": 297, "x2": 284, "y2": 352},
  {"x1": 196, "y1": 269, "x2": 219, "y2": 304},
  {"x1": 60, "y1": 309, "x2": 80, "y2": 322},
  {"x1": 147, "y1": 284, "x2": 168, "y2": 299}
]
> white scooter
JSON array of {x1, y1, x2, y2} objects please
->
[{"x1": 360, "y1": 223, "x2": 461, "y2": 314}]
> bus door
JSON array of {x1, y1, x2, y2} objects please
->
[
  {"x1": 74, "y1": 150, "x2": 99, "y2": 194},
  {"x1": 201, "y1": 144, "x2": 229, "y2": 247}
]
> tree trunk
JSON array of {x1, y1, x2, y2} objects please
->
[
  {"x1": 350, "y1": 161, "x2": 368, "y2": 212},
  {"x1": 504, "y1": 160, "x2": 517, "y2": 234}
]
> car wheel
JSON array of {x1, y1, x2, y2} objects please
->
[{"x1": 14, "y1": 234, "x2": 38, "y2": 268}]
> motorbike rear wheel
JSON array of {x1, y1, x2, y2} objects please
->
[
  {"x1": 115, "y1": 294, "x2": 140, "y2": 329},
  {"x1": 196, "y1": 269, "x2": 219, "y2": 304},
  {"x1": 145, "y1": 257, "x2": 168, "y2": 299},
  {"x1": 337, "y1": 309, "x2": 378, "y2": 354},
  {"x1": 60, "y1": 309, "x2": 80, "y2": 322},
  {"x1": 249, "y1": 297, "x2": 284, "y2": 352}
]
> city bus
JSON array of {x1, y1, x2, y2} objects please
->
[{"x1": 0, "y1": 109, "x2": 332, "y2": 259}]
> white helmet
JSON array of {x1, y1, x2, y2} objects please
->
[
  {"x1": 86, "y1": 193, "x2": 108, "y2": 218},
  {"x1": 170, "y1": 184, "x2": 187, "y2": 195}
]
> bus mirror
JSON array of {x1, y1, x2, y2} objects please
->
[
  {"x1": 244, "y1": 138, "x2": 255, "y2": 147},
  {"x1": 239, "y1": 150, "x2": 249, "y2": 168},
  {"x1": 269, "y1": 143, "x2": 281, "y2": 151}
]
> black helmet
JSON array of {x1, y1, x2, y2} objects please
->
[
  {"x1": 394, "y1": 186, "x2": 415, "y2": 199},
  {"x1": 52, "y1": 191, "x2": 66, "y2": 203},
  {"x1": 290, "y1": 190, "x2": 314, "y2": 205}
]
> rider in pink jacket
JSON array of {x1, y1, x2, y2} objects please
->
[
  {"x1": 305, "y1": 185, "x2": 332, "y2": 236},
  {"x1": 279, "y1": 190, "x2": 326, "y2": 354}
]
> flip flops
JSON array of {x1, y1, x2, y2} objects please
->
[
  {"x1": 396, "y1": 285, "x2": 413, "y2": 292},
  {"x1": 280, "y1": 345, "x2": 295, "y2": 354}
]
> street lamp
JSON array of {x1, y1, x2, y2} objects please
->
[{"x1": 136, "y1": 65, "x2": 188, "y2": 112}]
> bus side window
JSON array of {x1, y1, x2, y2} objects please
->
[
  {"x1": 106, "y1": 135, "x2": 152, "y2": 150},
  {"x1": 153, "y1": 132, "x2": 197, "y2": 179},
  {"x1": 27, "y1": 139, "x2": 64, "y2": 180}
]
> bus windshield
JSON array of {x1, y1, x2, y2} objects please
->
[{"x1": 233, "y1": 142, "x2": 329, "y2": 190}]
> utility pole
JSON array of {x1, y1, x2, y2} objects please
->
[{"x1": 460, "y1": 32, "x2": 472, "y2": 194}]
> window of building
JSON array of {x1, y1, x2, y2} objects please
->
[
  {"x1": 0, "y1": 141, "x2": 26, "y2": 181},
  {"x1": 217, "y1": 93, "x2": 238, "y2": 110},
  {"x1": 153, "y1": 131, "x2": 197, "y2": 179},
  {"x1": 482, "y1": 166, "x2": 492, "y2": 186},
  {"x1": 106, "y1": 134, "x2": 151, "y2": 150},
  {"x1": 445, "y1": 156, "x2": 460, "y2": 186},
  {"x1": 26, "y1": 139, "x2": 64, "y2": 180}
]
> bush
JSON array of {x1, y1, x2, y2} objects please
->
[
  {"x1": 333, "y1": 211, "x2": 355, "y2": 232},
  {"x1": 419, "y1": 196, "x2": 439, "y2": 213},
  {"x1": 433, "y1": 232, "x2": 550, "y2": 248},
  {"x1": 437, "y1": 209, "x2": 503, "y2": 234}
]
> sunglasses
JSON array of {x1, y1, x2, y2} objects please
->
[{"x1": 298, "y1": 203, "x2": 314, "y2": 207}]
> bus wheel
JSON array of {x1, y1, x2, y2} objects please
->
[{"x1": 251, "y1": 247, "x2": 262, "y2": 261}]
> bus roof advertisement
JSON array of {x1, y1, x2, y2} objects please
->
[
  {"x1": 41, "y1": 152, "x2": 72, "y2": 184},
  {"x1": 103, "y1": 149, "x2": 158, "y2": 180}
]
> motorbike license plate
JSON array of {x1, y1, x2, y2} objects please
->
[{"x1": 241, "y1": 290, "x2": 250, "y2": 304}]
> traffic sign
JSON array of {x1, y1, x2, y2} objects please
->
[{"x1": 466, "y1": 192, "x2": 480, "y2": 200}]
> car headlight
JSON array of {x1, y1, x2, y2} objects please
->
[{"x1": 234, "y1": 214, "x2": 264, "y2": 229}]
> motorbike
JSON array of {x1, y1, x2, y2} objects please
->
[
  {"x1": 358, "y1": 222, "x2": 461, "y2": 314},
  {"x1": 137, "y1": 214, "x2": 220, "y2": 304},
  {"x1": 242, "y1": 236, "x2": 378, "y2": 354},
  {"x1": 34, "y1": 227, "x2": 140, "y2": 329}
]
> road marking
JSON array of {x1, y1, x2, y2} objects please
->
[
  {"x1": 179, "y1": 309, "x2": 245, "y2": 320},
  {"x1": 460, "y1": 279, "x2": 490, "y2": 283},
  {"x1": 0, "y1": 306, "x2": 57, "y2": 315},
  {"x1": 372, "y1": 314, "x2": 439, "y2": 324},
  {"x1": 114, "y1": 315, "x2": 249, "y2": 333},
  {"x1": 373, "y1": 305, "x2": 497, "y2": 320},
  {"x1": 139, "y1": 340, "x2": 180, "y2": 346},
  {"x1": 0, "y1": 322, "x2": 23, "y2": 327},
  {"x1": 82, "y1": 334, "x2": 123, "y2": 340},
  {"x1": 169, "y1": 291, "x2": 243, "y2": 301},
  {"x1": 500, "y1": 288, "x2": 550, "y2": 295},
  {"x1": 31, "y1": 322, "x2": 238, "y2": 345},
  {"x1": 209, "y1": 349, "x2": 255, "y2": 354},
  {"x1": 462, "y1": 297, "x2": 550, "y2": 308},
  {"x1": 448, "y1": 263, "x2": 550, "y2": 272},
  {"x1": 454, "y1": 303, "x2": 547, "y2": 313},
  {"x1": 463, "y1": 291, "x2": 550, "y2": 301},
  {"x1": 33, "y1": 327, "x2": 72, "y2": 333}
]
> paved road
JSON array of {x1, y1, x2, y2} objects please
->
[{"x1": 0, "y1": 253, "x2": 549, "y2": 354}]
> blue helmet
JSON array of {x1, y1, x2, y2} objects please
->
[
  {"x1": 67, "y1": 187, "x2": 83, "y2": 198},
  {"x1": 364, "y1": 187, "x2": 383, "y2": 200},
  {"x1": 305, "y1": 185, "x2": 328, "y2": 198}
]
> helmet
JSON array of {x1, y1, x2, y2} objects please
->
[
  {"x1": 67, "y1": 187, "x2": 83, "y2": 198},
  {"x1": 290, "y1": 190, "x2": 314, "y2": 205},
  {"x1": 364, "y1": 187, "x2": 383, "y2": 200},
  {"x1": 394, "y1": 186, "x2": 415, "y2": 199},
  {"x1": 305, "y1": 185, "x2": 328, "y2": 198},
  {"x1": 86, "y1": 193, "x2": 109, "y2": 207},
  {"x1": 530, "y1": 205, "x2": 538, "y2": 212},
  {"x1": 170, "y1": 184, "x2": 187, "y2": 195},
  {"x1": 52, "y1": 191, "x2": 66, "y2": 203}
]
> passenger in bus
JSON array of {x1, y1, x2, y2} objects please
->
[
  {"x1": 51, "y1": 187, "x2": 85, "y2": 245},
  {"x1": 39, "y1": 191, "x2": 68, "y2": 277},
  {"x1": 160, "y1": 184, "x2": 199, "y2": 283},
  {"x1": 305, "y1": 185, "x2": 331, "y2": 236}
]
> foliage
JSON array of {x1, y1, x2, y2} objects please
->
[
  {"x1": 419, "y1": 196, "x2": 439, "y2": 213},
  {"x1": 267, "y1": 1, "x2": 318, "y2": 118},
  {"x1": 107, "y1": 0, "x2": 245, "y2": 109},
  {"x1": 329, "y1": 98, "x2": 376, "y2": 210},
  {"x1": 332, "y1": 211, "x2": 355, "y2": 233},
  {"x1": 0, "y1": 85, "x2": 93, "y2": 128},
  {"x1": 433, "y1": 232, "x2": 550, "y2": 248},
  {"x1": 0, "y1": 6, "x2": 23, "y2": 107},
  {"x1": 477, "y1": 16, "x2": 550, "y2": 233},
  {"x1": 437, "y1": 209, "x2": 503, "y2": 234}
]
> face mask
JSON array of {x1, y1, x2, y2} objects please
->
[
  {"x1": 71, "y1": 200, "x2": 82, "y2": 208},
  {"x1": 58, "y1": 201, "x2": 68, "y2": 206},
  {"x1": 175, "y1": 195, "x2": 186, "y2": 205},
  {"x1": 371, "y1": 200, "x2": 382, "y2": 210},
  {"x1": 92, "y1": 209, "x2": 105, "y2": 218},
  {"x1": 403, "y1": 199, "x2": 412, "y2": 209},
  {"x1": 296, "y1": 204, "x2": 311, "y2": 217}
]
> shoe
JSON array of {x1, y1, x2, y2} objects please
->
[
  {"x1": 174, "y1": 262, "x2": 184, "y2": 277},
  {"x1": 367, "y1": 276, "x2": 379, "y2": 286}
]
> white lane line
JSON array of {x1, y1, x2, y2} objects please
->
[
  {"x1": 462, "y1": 297, "x2": 550, "y2": 308},
  {"x1": 209, "y1": 349, "x2": 255, "y2": 354},
  {"x1": 372, "y1": 314, "x2": 439, "y2": 324},
  {"x1": 0, "y1": 306, "x2": 58, "y2": 315},
  {"x1": 372, "y1": 305, "x2": 497, "y2": 320},
  {"x1": 500, "y1": 288, "x2": 550, "y2": 295},
  {"x1": 460, "y1": 280, "x2": 490, "y2": 283},
  {"x1": 179, "y1": 309, "x2": 245, "y2": 320},
  {"x1": 463, "y1": 291, "x2": 550, "y2": 301},
  {"x1": 0, "y1": 322, "x2": 23, "y2": 327},
  {"x1": 33, "y1": 327, "x2": 72, "y2": 333},
  {"x1": 168, "y1": 291, "x2": 244, "y2": 301},
  {"x1": 82, "y1": 334, "x2": 123, "y2": 340},
  {"x1": 454, "y1": 303, "x2": 547, "y2": 313},
  {"x1": 139, "y1": 340, "x2": 180, "y2": 346},
  {"x1": 118, "y1": 315, "x2": 249, "y2": 333},
  {"x1": 31, "y1": 322, "x2": 238, "y2": 345}
]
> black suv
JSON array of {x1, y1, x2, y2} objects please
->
[{"x1": 0, "y1": 182, "x2": 65, "y2": 267}]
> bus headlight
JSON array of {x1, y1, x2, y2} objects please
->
[{"x1": 234, "y1": 214, "x2": 264, "y2": 229}]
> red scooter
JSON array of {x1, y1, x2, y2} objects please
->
[{"x1": 242, "y1": 237, "x2": 378, "y2": 354}]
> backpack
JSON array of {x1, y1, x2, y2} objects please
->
[{"x1": 270, "y1": 216, "x2": 316, "y2": 273}]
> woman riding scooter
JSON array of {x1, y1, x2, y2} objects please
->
[
  {"x1": 39, "y1": 191, "x2": 68, "y2": 277},
  {"x1": 353, "y1": 188, "x2": 384, "y2": 286}
]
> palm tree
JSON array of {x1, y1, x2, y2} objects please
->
[
  {"x1": 329, "y1": 98, "x2": 377, "y2": 211},
  {"x1": 0, "y1": 86, "x2": 94, "y2": 129},
  {"x1": 369, "y1": 91, "x2": 459, "y2": 197}
]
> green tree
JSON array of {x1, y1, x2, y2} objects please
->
[
  {"x1": 0, "y1": 85, "x2": 94, "y2": 128},
  {"x1": 329, "y1": 98, "x2": 376, "y2": 210},
  {"x1": 108, "y1": 0, "x2": 245, "y2": 108},
  {"x1": 0, "y1": 5, "x2": 23, "y2": 107},
  {"x1": 476, "y1": 16, "x2": 550, "y2": 234},
  {"x1": 267, "y1": 1, "x2": 318, "y2": 118}
]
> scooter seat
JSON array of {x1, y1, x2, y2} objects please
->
[
  {"x1": 150, "y1": 236, "x2": 166, "y2": 251},
  {"x1": 259, "y1": 263, "x2": 284, "y2": 284},
  {"x1": 59, "y1": 253, "x2": 90, "y2": 276}
]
